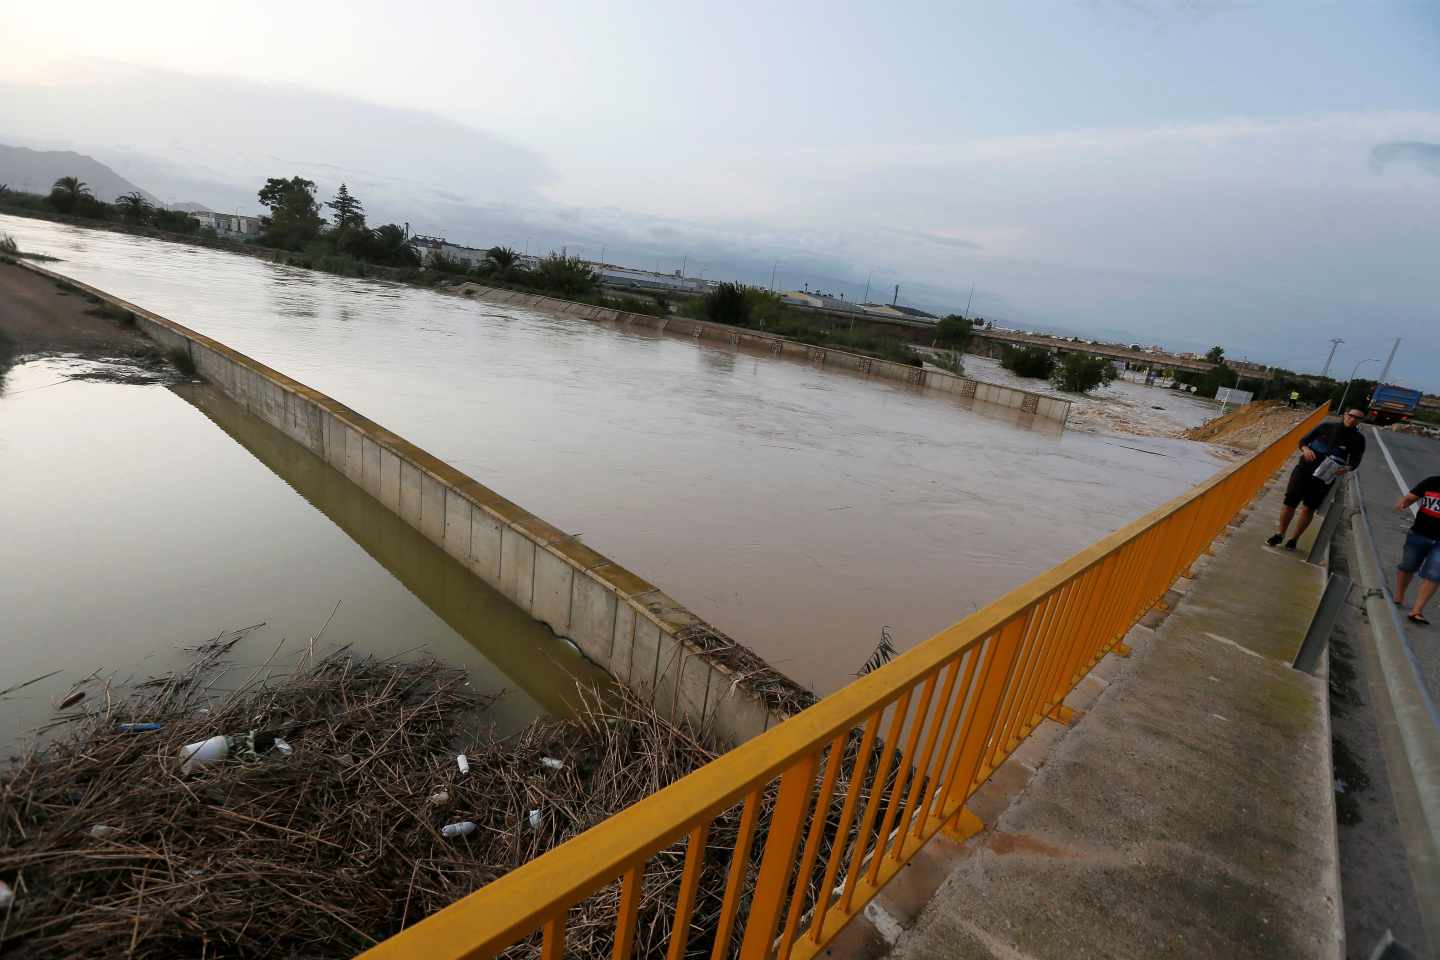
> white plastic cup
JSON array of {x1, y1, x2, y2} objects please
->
[
  {"x1": 179, "y1": 735, "x2": 229, "y2": 774},
  {"x1": 456, "y1": 754, "x2": 470, "y2": 775},
  {"x1": 441, "y1": 821, "x2": 477, "y2": 838}
]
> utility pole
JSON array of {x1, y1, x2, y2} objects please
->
[
  {"x1": 1320, "y1": 338, "x2": 1343, "y2": 378},
  {"x1": 863, "y1": 270, "x2": 872, "y2": 305},
  {"x1": 964, "y1": 283, "x2": 975, "y2": 319},
  {"x1": 769, "y1": 261, "x2": 777, "y2": 292},
  {"x1": 1377, "y1": 337, "x2": 1401, "y2": 384},
  {"x1": 681, "y1": 254, "x2": 687, "y2": 277},
  {"x1": 892, "y1": 284, "x2": 899, "y2": 307}
]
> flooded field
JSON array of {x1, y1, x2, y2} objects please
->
[
  {"x1": 2, "y1": 215, "x2": 1230, "y2": 693},
  {"x1": 0, "y1": 357, "x2": 602, "y2": 746}
]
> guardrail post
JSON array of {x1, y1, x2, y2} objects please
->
[
  {"x1": 738, "y1": 755, "x2": 817, "y2": 959},
  {"x1": 1292, "y1": 573, "x2": 1350, "y2": 675}
]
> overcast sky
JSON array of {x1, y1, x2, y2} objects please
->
[{"x1": 4, "y1": 1, "x2": 1437, "y2": 388}]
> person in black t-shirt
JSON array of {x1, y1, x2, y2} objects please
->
[
  {"x1": 1267, "y1": 409, "x2": 1368, "y2": 550},
  {"x1": 1395, "y1": 473, "x2": 1440, "y2": 626}
]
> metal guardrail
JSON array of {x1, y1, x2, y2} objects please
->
[{"x1": 361, "y1": 406, "x2": 1330, "y2": 960}]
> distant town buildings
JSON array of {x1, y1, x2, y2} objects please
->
[{"x1": 190, "y1": 211, "x2": 263, "y2": 239}]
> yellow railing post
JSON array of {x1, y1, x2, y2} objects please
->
[{"x1": 739, "y1": 755, "x2": 818, "y2": 959}]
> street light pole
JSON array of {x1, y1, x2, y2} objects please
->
[{"x1": 1337, "y1": 358, "x2": 1381, "y2": 414}]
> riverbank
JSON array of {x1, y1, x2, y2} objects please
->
[{"x1": 0, "y1": 257, "x2": 168, "y2": 377}]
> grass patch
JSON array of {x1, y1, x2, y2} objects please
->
[{"x1": 86, "y1": 302, "x2": 137, "y2": 327}]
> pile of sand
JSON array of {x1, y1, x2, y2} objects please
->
[{"x1": 1182, "y1": 400, "x2": 1309, "y2": 451}]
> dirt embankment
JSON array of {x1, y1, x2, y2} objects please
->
[
  {"x1": 0, "y1": 259, "x2": 164, "y2": 374},
  {"x1": 1182, "y1": 399, "x2": 1309, "y2": 451}
]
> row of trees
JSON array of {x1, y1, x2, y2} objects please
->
[
  {"x1": 1001, "y1": 345, "x2": 1118, "y2": 394},
  {"x1": 255, "y1": 178, "x2": 418, "y2": 267},
  {"x1": 0, "y1": 178, "x2": 202, "y2": 234}
]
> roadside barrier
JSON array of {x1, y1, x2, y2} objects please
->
[{"x1": 363, "y1": 404, "x2": 1329, "y2": 960}]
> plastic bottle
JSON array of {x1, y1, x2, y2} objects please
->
[
  {"x1": 456, "y1": 754, "x2": 470, "y2": 775},
  {"x1": 179, "y1": 735, "x2": 229, "y2": 774},
  {"x1": 441, "y1": 821, "x2": 477, "y2": 838}
]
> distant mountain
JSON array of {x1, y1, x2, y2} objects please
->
[
  {"x1": 0, "y1": 143, "x2": 159, "y2": 204},
  {"x1": 168, "y1": 201, "x2": 214, "y2": 213}
]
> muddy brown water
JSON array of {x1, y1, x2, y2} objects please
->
[
  {"x1": 1, "y1": 214, "x2": 1231, "y2": 694},
  {"x1": 0, "y1": 357, "x2": 604, "y2": 747}
]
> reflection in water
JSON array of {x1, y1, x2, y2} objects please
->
[
  {"x1": 173, "y1": 382, "x2": 609, "y2": 718},
  {"x1": 0, "y1": 213, "x2": 1231, "y2": 693},
  {"x1": 0, "y1": 359, "x2": 602, "y2": 748}
]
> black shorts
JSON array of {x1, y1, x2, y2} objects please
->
[{"x1": 1283, "y1": 464, "x2": 1331, "y2": 510}]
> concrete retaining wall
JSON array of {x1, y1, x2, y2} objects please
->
[
  {"x1": 22, "y1": 262, "x2": 813, "y2": 745},
  {"x1": 454, "y1": 282, "x2": 1072, "y2": 425}
]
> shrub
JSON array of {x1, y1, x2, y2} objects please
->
[
  {"x1": 612, "y1": 295, "x2": 667, "y2": 317},
  {"x1": 703, "y1": 283, "x2": 751, "y2": 326},
  {"x1": 1051, "y1": 353, "x2": 1117, "y2": 394},
  {"x1": 935, "y1": 314, "x2": 973, "y2": 350},
  {"x1": 426, "y1": 250, "x2": 472, "y2": 276},
  {"x1": 1001, "y1": 346, "x2": 1055, "y2": 379},
  {"x1": 530, "y1": 253, "x2": 598, "y2": 296}
]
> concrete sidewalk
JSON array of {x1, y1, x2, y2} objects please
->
[{"x1": 873, "y1": 473, "x2": 1343, "y2": 959}]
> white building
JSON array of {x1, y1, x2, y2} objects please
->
[{"x1": 190, "y1": 211, "x2": 264, "y2": 239}]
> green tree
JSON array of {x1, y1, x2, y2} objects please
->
[
  {"x1": 114, "y1": 192, "x2": 152, "y2": 225},
  {"x1": 325, "y1": 183, "x2": 366, "y2": 231},
  {"x1": 48, "y1": 176, "x2": 93, "y2": 214},
  {"x1": 257, "y1": 176, "x2": 324, "y2": 250},
  {"x1": 1052, "y1": 353, "x2": 1118, "y2": 393},
  {"x1": 704, "y1": 283, "x2": 751, "y2": 327},
  {"x1": 1000, "y1": 346, "x2": 1056, "y2": 379},
  {"x1": 935, "y1": 314, "x2": 973, "y2": 351},
  {"x1": 1205, "y1": 345, "x2": 1225, "y2": 363}
]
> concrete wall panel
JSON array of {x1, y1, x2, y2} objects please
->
[
  {"x1": 611, "y1": 602, "x2": 637, "y2": 684},
  {"x1": 571, "y1": 575, "x2": 617, "y2": 663},
  {"x1": 361, "y1": 437, "x2": 383, "y2": 498},
  {"x1": 442, "y1": 490, "x2": 472, "y2": 561},
  {"x1": 420, "y1": 473, "x2": 446, "y2": 542},
  {"x1": 532, "y1": 549, "x2": 574, "y2": 634},
  {"x1": 468, "y1": 508, "x2": 503, "y2": 580},
  {"x1": 343, "y1": 425, "x2": 364, "y2": 485},
  {"x1": 379, "y1": 448, "x2": 403, "y2": 512},
  {"x1": 398, "y1": 461, "x2": 423, "y2": 528},
  {"x1": 630, "y1": 618, "x2": 663, "y2": 701},
  {"x1": 499, "y1": 525, "x2": 536, "y2": 612}
]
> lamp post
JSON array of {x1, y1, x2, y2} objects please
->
[{"x1": 1337, "y1": 358, "x2": 1380, "y2": 415}]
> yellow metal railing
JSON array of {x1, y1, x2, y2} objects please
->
[{"x1": 362, "y1": 404, "x2": 1329, "y2": 960}]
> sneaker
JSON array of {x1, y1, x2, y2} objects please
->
[
  {"x1": 1284, "y1": 538, "x2": 1298, "y2": 551},
  {"x1": 1266, "y1": 534, "x2": 1283, "y2": 547}
]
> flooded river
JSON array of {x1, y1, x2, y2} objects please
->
[
  {"x1": 0, "y1": 357, "x2": 602, "y2": 745},
  {"x1": 2, "y1": 215, "x2": 1230, "y2": 693}
]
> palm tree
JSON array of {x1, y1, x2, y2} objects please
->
[
  {"x1": 114, "y1": 192, "x2": 152, "y2": 225},
  {"x1": 485, "y1": 245, "x2": 519, "y2": 278},
  {"x1": 49, "y1": 176, "x2": 93, "y2": 214},
  {"x1": 369, "y1": 223, "x2": 420, "y2": 267}
]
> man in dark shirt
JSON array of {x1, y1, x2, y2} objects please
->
[
  {"x1": 1395, "y1": 473, "x2": 1440, "y2": 625},
  {"x1": 1267, "y1": 409, "x2": 1368, "y2": 550}
]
